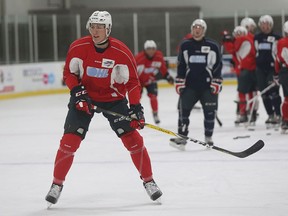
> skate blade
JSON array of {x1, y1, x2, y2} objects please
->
[
  {"x1": 47, "y1": 202, "x2": 53, "y2": 209},
  {"x1": 169, "y1": 142, "x2": 186, "y2": 151},
  {"x1": 154, "y1": 197, "x2": 162, "y2": 205}
]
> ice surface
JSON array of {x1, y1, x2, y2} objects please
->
[{"x1": 0, "y1": 85, "x2": 287, "y2": 216}]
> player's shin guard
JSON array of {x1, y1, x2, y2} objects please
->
[
  {"x1": 238, "y1": 92, "x2": 247, "y2": 115},
  {"x1": 282, "y1": 97, "x2": 288, "y2": 121},
  {"x1": 53, "y1": 133, "x2": 82, "y2": 185},
  {"x1": 121, "y1": 131, "x2": 153, "y2": 182},
  {"x1": 261, "y1": 93, "x2": 274, "y2": 115},
  {"x1": 204, "y1": 110, "x2": 215, "y2": 137},
  {"x1": 249, "y1": 91, "x2": 259, "y2": 111},
  {"x1": 178, "y1": 109, "x2": 190, "y2": 136},
  {"x1": 148, "y1": 93, "x2": 158, "y2": 113},
  {"x1": 271, "y1": 92, "x2": 282, "y2": 116}
]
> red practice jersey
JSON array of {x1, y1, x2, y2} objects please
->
[
  {"x1": 135, "y1": 50, "x2": 167, "y2": 86},
  {"x1": 234, "y1": 35, "x2": 256, "y2": 71},
  {"x1": 275, "y1": 37, "x2": 288, "y2": 73},
  {"x1": 63, "y1": 36, "x2": 141, "y2": 105},
  {"x1": 223, "y1": 39, "x2": 240, "y2": 75},
  {"x1": 247, "y1": 32, "x2": 254, "y2": 40}
]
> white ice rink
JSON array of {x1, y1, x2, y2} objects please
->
[{"x1": 0, "y1": 85, "x2": 287, "y2": 216}]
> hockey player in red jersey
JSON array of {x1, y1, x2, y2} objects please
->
[
  {"x1": 45, "y1": 11, "x2": 162, "y2": 206},
  {"x1": 222, "y1": 17, "x2": 258, "y2": 124},
  {"x1": 275, "y1": 21, "x2": 288, "y2": 132},
  {"x1": 135, "y1": 40, "x2": 174, "y2": 124},
  {"x1": 233, "y1": 26, "x2": 258, "y2": 124},
  {"x1": 240, "y1": 17, "x2": 259, "y2": 123}
]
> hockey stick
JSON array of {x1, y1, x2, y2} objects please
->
[
  {"x1": 192, "y1": 105, "x2": 222, "y2": 127},
  {"x1": 93, "y1": 106, "x2": 264, "y2": 158},
  {"x1": 215, "y1": 112, "x2": 223, "y2": 127},
  {"x1": 234, "y1": 82, "x2": 276, "y2": 105}
]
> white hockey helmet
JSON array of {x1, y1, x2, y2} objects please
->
[
  {"x1": 144, "y1": 40, "x2": 157, "y2": 49},
  {"x1": 258, "y1": 15, "x2": 274, "y2": 27},
  {"x1": 284, "y1": 21, "x2": 288, "y2": 34},
  {"x1": 233, "y1": 26, "x2": 248, "y2": 37},
  {"x1": 240, "y1": 17, "x2": 256, "y2": 29},
  {"x1": 191, "y1": 19, "x2": 207, "y2": 33},
  {"x1": 86, "y1": 11, "x2": 112, "y2": 37}
]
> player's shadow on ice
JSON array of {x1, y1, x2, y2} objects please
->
[
  {"x1": 151, "y1": 149, "x2": 210, "y2": 155},
  {"x1": 32, "y1": 201, "x2": 161, "y2": 216}
]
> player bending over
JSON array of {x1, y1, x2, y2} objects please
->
[
  {"x1": 135, "y1": 40, "x2": 174, "y2": 124},
  {"x1": 45, "y1": 11, "x2": 162, "y2": 206},
  {"x1": 170, "y1": 19, "x2": 222, "y2": 150},
  {"x1": 275, "y1": 21, "x2": 288, "y2": 133}
]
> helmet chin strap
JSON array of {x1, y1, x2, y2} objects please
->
[
  {"x1": 95, "y1": 37, "x2": 109, "y2": 46},
  {"x1": 92, "y1": 27, "x2": 111, "y2": 46}
]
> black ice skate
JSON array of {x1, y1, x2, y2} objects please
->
[
  {"x1": 205, "y1": 136, "x2": 214, "y2": 148},
  {"x1": 265, "y1": 114, "x2": 274, "y2": 124},
  {"x1": 234, "y1": 114, "x2": 248, "y2": 125},
  {"x1": 153, "y1": 112, "x2": 160, "y2": 124},
  {"x1": 169, "y1": 138, "x2": 187, "y2": 151},
  {"x1": 45, "y1": 183, "x2": 63, "y2": 207},
  {"x1": 143, "y1": 179, "x2": 163, "y2": 201},
  {"x1": 266, "y1": 114, "x2": 281, "y2": 129},
  {"x1": 272, "y1": 115, "x2": 281, "y2": 125}
]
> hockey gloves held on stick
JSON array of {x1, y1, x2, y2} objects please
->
[
  {"x1": 70, "y1": 85, "x2": 93, "y2": 115},
  {"x1": 165, "y1": 74, "x2": 175, "y2": 84},
  {"x1": 210, "y1": 78, "x2": 223, "y2": 95},
  {"x1": 175, "y1": 78, "x2": 186, "y2": 94},
  {"x1": 129, "y1": 104, "x2": 145, "y2": 130}
]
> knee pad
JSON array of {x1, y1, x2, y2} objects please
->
[
  {"x1": 121, "y1": 131, "x2": 144, "y2": 154},
  {"x1": 64, "y1": 125, "x2": 88, "y2": 140},
  {"x1": 204, "y1": 110, "x2": 215, "y2": 121},
  {"x1": 148, "y1": 93, "x2": 157, "y2": 100},
  {"x1": 60, "y1": 133, "x2": 82, "y2": 153}
]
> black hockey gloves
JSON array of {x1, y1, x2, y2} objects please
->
[
  {"x1": 129, "y1": 104, "x2": 145, "y2": 129},
  {"x1": 70, "y1": 85, "x2": 93, "y2": 115},
  {"x1": 165, "y1": 73, "x2": 174, "y2": 84}
]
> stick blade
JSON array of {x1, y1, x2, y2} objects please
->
[{"x1": 233, "y1": 140, "x2": 265, "y2": 158}]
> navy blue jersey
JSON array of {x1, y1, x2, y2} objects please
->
[
  {"x1": 177, "y1": 38, "x2": 222, "y2": 91},
  {"x1": 254, "y1": 32, "x2": 281, "y2": 70}
]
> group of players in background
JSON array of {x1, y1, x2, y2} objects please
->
[
  {"x1": 222, "y1": 15, "x2": 288, "y2": 133},
  {"x1": 44, "y1": 10, "x2": 288, "y2": 207},
  {"x1": 138, "y1": 15, "x2": 288, "y2": 152}
]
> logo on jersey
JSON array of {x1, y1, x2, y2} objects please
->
[
  {"x1": 151, "y1": 61, "x2": 162, "y2": 68},
  {"x1": 267, "y1": 36, "x2": 275, "y2": 42},
  {"x1": 144, "y1": 67, "x2": 158, "y2": 74},
  {"x1": 87, "y1": 66, "x2": 109, "y2": 78},
  {"x1": 189, "y1": 55, "x2": 206, "y2": 63},
  {"x1": 201, "y1": 46, "x2": 210, "y2": 53},
  {"x1": 258, "y1": 42, "x2": 271, "y2": 50},
  {"x1": 102, "y1": 58, "x2": 115, "y2": 68}
]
